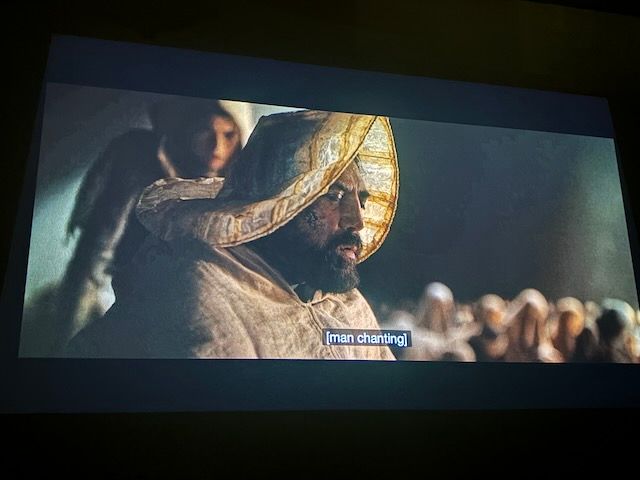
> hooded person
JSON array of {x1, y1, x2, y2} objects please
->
[
  {"x1": 550, "y1": 297, "x2": 585, "y2": 362},
  {"x1": 594, "y1": 299, "x2": 637, "y2": 363},
  {"x1": 415, "y1": 282, "x2": 455, "y2": 334},
  {"x1": 21, "y1": 97, "x2": 245, "y2": 357},
  {"x1": 503, "y1": 288, "x2": 563, "y2": 363},
  {"x1": 401, "y1": 282, "x2": 477, "y2": 362},
  {"x1": 66, "y1": 110, "x2": 400, "y2": 360},
  {"x1": 468, "y1": 293, "x2": 509, "y2": 362}
]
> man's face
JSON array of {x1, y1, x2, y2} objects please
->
[{"x1": 285, "y1": 162, "x2": 369, "y2": 293}]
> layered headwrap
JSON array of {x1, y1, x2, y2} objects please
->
[{"x1": 137, "y1": 110, "x2": 399, "y2": 262}]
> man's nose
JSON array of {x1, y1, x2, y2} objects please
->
[{"x1": 339, "y1": 192, "x2": 365, "y2": 232}]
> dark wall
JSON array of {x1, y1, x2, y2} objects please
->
[{"x1": 4, "y1": 0, "x2": 639, "y2": 476}]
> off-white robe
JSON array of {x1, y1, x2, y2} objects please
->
[{"x1": 67, "y1": 237, "x2": 395, "y2": 360}]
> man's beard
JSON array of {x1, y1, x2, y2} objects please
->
[
  {"x1": 305, "y1": 231, "x2": 362, "y2": 294},
  {"x1": 250, "y1": 225, "x2": 362, "y2": 295}
]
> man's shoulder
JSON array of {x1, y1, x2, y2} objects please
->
[
  {"x1": 148, "y1": 241, "x2": 290, "y2": 296},
  {"x1": 331, "y1": 288, "x2": 376, "y2": 316},
  {"x1": 333, "y1": 287, "x2": 367, "y2": 303}
]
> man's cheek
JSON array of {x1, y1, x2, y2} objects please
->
[
  {"x1": 301, "y1": 208, "x2": 321, "y2": 230},
  {"x1": 296, "y1": 209, "x2": 324, "y2": 242}
]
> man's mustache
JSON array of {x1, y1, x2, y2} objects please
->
[{"x1": 326, "y1": 231, "x2": 363, "y2": 254}]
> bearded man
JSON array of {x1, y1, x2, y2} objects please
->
[{"x1": 67, "y1": 110, "x2": 399, "y2": 360}]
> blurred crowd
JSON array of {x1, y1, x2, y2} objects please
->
[{"x1": 379, "y1": 282, "x2": 640, "y2": 363}]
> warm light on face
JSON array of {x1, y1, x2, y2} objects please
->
[
  {"x1": 282, "y1": 162, "x2": 369, "y2": 293},
  {"x1": 298, "y1": 162, "x2": 368, "y2": 255}
]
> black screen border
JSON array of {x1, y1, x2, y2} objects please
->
[{"x1": 1, "y1": 35, "x2": 639, "y2": 414}]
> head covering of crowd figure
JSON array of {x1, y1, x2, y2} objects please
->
[{"x1": 382, "y1": 282, "x2": 639, "y2": 363}]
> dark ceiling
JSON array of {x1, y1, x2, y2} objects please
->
[{"x1": 534, "y1": 0, "x2": 640, "y2": 16}]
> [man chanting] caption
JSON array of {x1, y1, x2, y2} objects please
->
[{"x1": 67, "y1": 110, "x2": 400, "y2": 360}]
